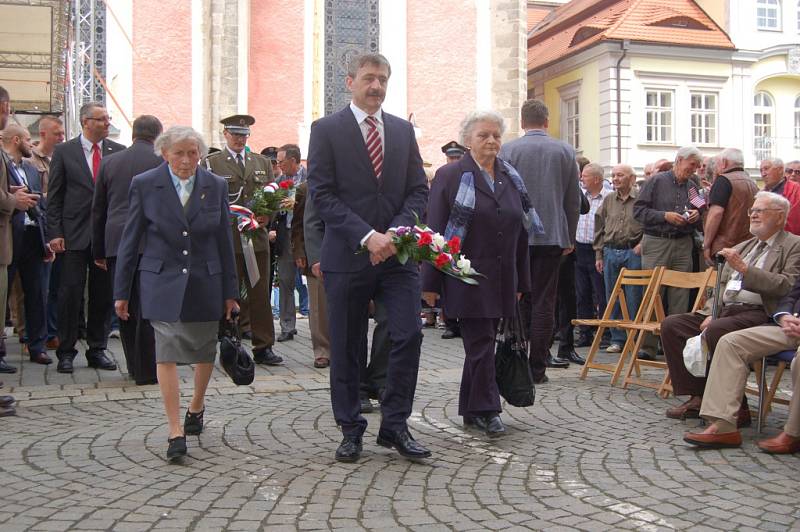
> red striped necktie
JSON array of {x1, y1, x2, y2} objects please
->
[{"x1": 365, "y1": 115, "x2": 383, "y2": 179}]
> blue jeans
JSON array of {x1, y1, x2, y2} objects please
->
[
  {"x1": 295, "y1": 270, "x2": 309, "y2": 315},
  {"x1": 603, "y1": 247, "x2": 643, "y2": 345}
]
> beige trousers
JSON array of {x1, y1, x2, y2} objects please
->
[
  {"x1": 307, "y1": 275, "x2": 330, "y2": 360},
  {"x1": 700, "y1": 324, "x2": 800, "y2": 436}
]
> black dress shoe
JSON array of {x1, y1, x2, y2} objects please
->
[
  {"x1": 533, "y1": 374, "x2": 549, "y2": 384},
  {"x1": 0, "y1": 395, "x2": 15, "y2": 407},
  {"x1": 276, "y1": 331, "x2": 295, "y2": 342},
  {"x1": 0, "y1": 406, "x2": 16, "y2": 417},
  {"x1": 135, "y1": 378, "x2": 159, "y2": 386},
  {"x1": 484, "y1": 415, "x2": 506, "y2": 438},
  {"x1": 29, "y1": 352, "x2": 52, "y2": 365},
  {"x1": 0, "y1": 358, "x2": 17, "y2": 374},
  {"x1": 166, "y1": 436, "x2": 187, "y2": 463},
  {"x1": 463, "y1": 415, "x2": 478, "y2": 428},
  {"x1": 335, "y1": 435, "x2": 363, "y2": 463},
  {"x1": 56, "y1": 356, "x2": 74, "y2": 374},
  {"x1": 560, "y1": 350, "x2": 585, "y2": 365},
  {"x1": 184, "y1": 408, "x2": 204, "y2": 435},
  {"x1": 359, "y1": 396, "x2": 374, "y2": 413},
  {"x1": 253, "y1": 347, "x2": 283, "y2": 365},
  {"x1": 637, "y1": 351, "x2": 655, "y2": 361},
  {"x1": 441, "y1": 328, "x2": 460, "y2": 339},
  {"x1": 545, "y1": 355, "x2": 569, "y2": 368},
  {"x1": 87, "y1": 351, "x2": 117, "y2": 371},
  {"x1": 575, "y1": 335, "x2": 593, "y2": 348},
  {"x1": 377, "y1": 428, "x2": 432, "y2": 459}
]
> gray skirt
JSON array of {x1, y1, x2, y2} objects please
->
[{"x1": 151, "y1": 320, "x2": 218, "y2": 364}]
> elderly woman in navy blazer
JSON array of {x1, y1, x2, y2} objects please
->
[
  {"x1": 114, "y1": 126, "x2": 238, "y2": 462},
  {"x1": 423, "y1": 111, "x2": 532, "y2": 437}
]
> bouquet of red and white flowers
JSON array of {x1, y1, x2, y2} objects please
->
[
  {"x1": 248, "y1": 179, "x2": 295, "y2": 218},
  {"x1": 389, "y1": 221, "x2": 483, "y2": 285}
]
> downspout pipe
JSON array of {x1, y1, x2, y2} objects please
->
[{"x1": 616, "y1": 40, "x2": 630, "y2": 164}]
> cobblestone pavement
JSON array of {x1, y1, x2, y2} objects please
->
[{"x1": 1, "y1": 319, "x2": 799, "y2": 531}]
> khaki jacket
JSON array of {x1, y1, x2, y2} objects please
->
[
  {"x1": 699, "y1": 230, "x2": 800, "y2": 317},
  {"x1": 204, "y1": 149, "x2": 274, "y2": 253}
]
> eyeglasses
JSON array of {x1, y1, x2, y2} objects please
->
[
  {"x1": 787, "y1": 169, "x2": 800, "y2": 174},
  {"x1": 86, "y1": 117, "x2": 110, "y2": 123},
  {"x1": 748, "y1": 207, "x2": 783, "y2": 216}
]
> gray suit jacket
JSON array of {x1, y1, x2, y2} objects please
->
[
  {"x1": 498, "y1": 130, "x2": 580, "y2": 248},
  {"x1": 92, "y1": 139, "x2": 163, "y2": 259},
  {"x1": 47, "y1": 135, "x2": 126, "y2": 250},
  {"x1": 699, "y1": 230, "x2": 800, "y2": 317}
]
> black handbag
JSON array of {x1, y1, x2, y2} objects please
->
[
  {"x1": 219, "y1": 311, "x2": 255, "y2": 386},
  {"x1": 495, "y1": 308, "x2": 536, "y2": 407}
]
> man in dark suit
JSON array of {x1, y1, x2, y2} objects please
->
[
  {"x1": 92, "y1": 115, "x2": 163, "y2": 385},
  {"x1": 2, "y1": 124, "x2": 52, "y2": 366},
  {"x1": 307, "y1": 53, "x2": 430, "y2": 462},
  {"x1": 46, "y1": 102, "x2": 125, "y2": 373}
]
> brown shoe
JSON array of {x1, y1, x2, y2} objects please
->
[
  {"x1": 313, "y1": 357, "x2": 330, "y2": 369},
  {"x1": 29, "y1": 352, "x2": 52, "y2": 365},
  {"x1": 666, "y1": 396, "x2": 702, "y2": 419},
  {"x1": 683, "y1": 425, "x2": 742, "y2": 448},
  {"x1": 45, "y1": 337, "x2": 59, "y2": 350},
  {"x1": 757, "y1": 432, "x2": 800, "y2": 454}
]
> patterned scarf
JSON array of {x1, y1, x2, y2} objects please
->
[{"x1": 444, "y1": 158, "x2": 544, "y2": 242}]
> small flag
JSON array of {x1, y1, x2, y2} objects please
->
[{"x1": 688, "y1": 186, "x2": 706, "y2": 209}]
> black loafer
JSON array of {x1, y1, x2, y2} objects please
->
[
  {"x1": 441, "y1": 328, "x2": 460, "y2": 339},
  {"x1": 87, "y1": 351, "x2": 117, "y2": 371},
  {"x1": 561, "y1": 350, "x2": 586, "y2": 365},
  {"x1": 166, "y1": 436, "x2": 187, "y2": 463},
  {"x1": 56, "y1": 355, "x2": 74, "y2": 374},
  {"x1": 254, "y1": 348, "x2": 283, "y2": 365},
  {"x1": 377, "y1": 428, "x2": 432, "y2": 459},
  {"x1": 359, "y1": 396, "x2": 374, "y2": 414},
  {"x1": 637, "y1": 351, "x2": 655, "y2": 361},
  {"x1": 0, "y1": 406, "x2": 16, "y2": 417},
  {"x1": 184, "y1": 408, "x2": 204, "y2": 435},
  {"x1": 0, "y1": 395, "x2": 15, "y2": 408},
  {"x1": 0, "y1": 359, "x2": 17, "y2": 374},
  {"x1": 484, "y1": 415, "x2": 506, "y2": 438},
  {"x1": 335, "y1": 435, "x2": 363, "y2": 463},
  {"x1": 545, "y1": 355, "x2": 569, "y2": 368},
  {"x1": 276, "y1": 332, "x2": 295, "y2": 342}
]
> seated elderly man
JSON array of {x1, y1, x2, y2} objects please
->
[
  {"x1": 661, "y1": 191, "x2": 800, "y2": 422},
  {"x1": 684, "y1": 274, "x2": 800, "y2": 453}
]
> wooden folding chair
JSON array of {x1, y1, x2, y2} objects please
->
[
  {"x1": 575, "y1": 267, "x2": 663, "y2": 386},
  {"x1": 620, "y1": 268, "x2": 716, "y2": 398}
]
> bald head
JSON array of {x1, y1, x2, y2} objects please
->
[
  {"x1": 2, "y1": 123, "x2": 32, "y2": 160},
  {"x1": 611, "y1": 164, "x2": 636, "y2": 195}
]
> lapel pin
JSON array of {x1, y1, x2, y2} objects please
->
[{"x1": 201, "y1": 193, "x2": 206, "y2": 199}]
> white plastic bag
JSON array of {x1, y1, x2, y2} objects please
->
[{"x1": 683, "y1": 333, "x2": 708, "y2": 377}]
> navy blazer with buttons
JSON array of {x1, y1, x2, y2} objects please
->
[
  {"x1": 5, "y1": 158, "x2": 47, "y2": 258},
  {"x1": 307, "y1": 105, "x2": 429, "y2": 272},
  {"x1": 113, "y1": 162, "x2": 238, "y2": 322}
]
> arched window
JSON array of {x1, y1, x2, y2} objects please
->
[
  {"x1": 756, "y1": 0, "x2": 780, "y2": 30},
  {"x1": 795, "y1": 95, "x2": 800, "y2": 147},
  {"x1": 754, "y1": 91, "x2": 774, "y2": 161}
]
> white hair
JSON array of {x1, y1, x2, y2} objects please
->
[
  {"x1": 754, "y1": 190, "x2": 790, "y2": 216},
  {"x1": 674, "y1": 146, "x2": 702, "y2": 164},
  {"x1": 154, "y1": 126, "x2": 208, "y2": 158},
  {"x1": 718, "y1": 147, "x2": 744, "y2": 168},
  {"x1": 761, "y1": 157, "x2": 784, "y2": 168},
  {"x1": 459, "y1": 110, "x2": 506, "y2": 146}
]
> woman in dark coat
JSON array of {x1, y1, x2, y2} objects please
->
[
  {"x1": 114, "y1": 126, "x2": 239, "y2": 462},
  {"x1": 422, "y1": 111, "x2": 532, "y2": 437}
]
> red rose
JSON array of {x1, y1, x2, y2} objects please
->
[
  {"x1": 447, "y1": 236, "x2": 461, "y2": 255},
  {"x1": 279, "y1": 180, "x2": 293, "y2": 189},
  {"x1": 435, "y1": 253, "x2": 450, "y2": 268},
  {"x1": 417, "y1": 232, "x2": 432, "y2": 247}
]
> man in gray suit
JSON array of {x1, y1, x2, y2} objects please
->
[
  {"x1": 499, "y1": 99, "x2": 581, "y2": 384},
  {"x1": 92, "y1": 115, "x2": 163, "y2": 384}
]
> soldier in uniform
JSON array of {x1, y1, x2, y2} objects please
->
[
  {"x1": 441, "y1": 140, "x2": 466, "y2": 164},
  {"x1": 204, "y1": 115, "x2": 282, "y2": 365}
]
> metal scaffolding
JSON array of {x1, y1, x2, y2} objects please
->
[{"x1": 67, "y1": 0, "x2": 106, "y2": 134}]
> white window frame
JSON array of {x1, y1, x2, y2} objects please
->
[
  {"x1": 756, "y1": 0, "x2": 781, "y2": 31},
  {"x1": 794, "y1": 95, "x2": 800, "y2": 148},
  {"x1": 689, "y1": 91, "x2": 718, "y2": 146},
  {"x1": 557, "y1": 80, "x2": 582, "y2": 152},
  {"x1": 797, "y1": 0, "x2": 800, "y2": 32},
  {"x1": 754, "y1": 91, "x2": 774, "y2": 161},
  {"x1": 644, "y1": 88, "x2": 675, "y2": 144}
]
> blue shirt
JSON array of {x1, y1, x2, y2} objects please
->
[{"x1": 168, "y1": 167, "x2": 195, "y2": 199}]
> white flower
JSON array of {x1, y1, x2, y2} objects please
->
[
  {"x1": 432, "y1": 234, "x2": 446, "y2": 251},
  {"x1": 456, "y1": 256, "x2": 471, "y2": 273}
]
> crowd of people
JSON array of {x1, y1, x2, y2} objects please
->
[{"x1": 1, "y1": 50, "x2": 799, "y2": 462}]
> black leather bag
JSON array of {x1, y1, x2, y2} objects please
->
[
  {"x1": 495, "y1": 308, "x2": 535, "y2": 407},
  {"x1": 219, "y1": 312, "x2": 255, "y2": 386}
]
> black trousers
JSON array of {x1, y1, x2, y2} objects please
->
[
  {"x1": 360, "y1": 298, "x2": 389, "y2": 400},
  {"x1": 459, "y1": 317, "x2": 501, "y2": 416},
  {"x1": 325, "y1": 261, "x2": 423, "y2": 437},
  {"x1": 56, "y1": 247, "x2": 112, "y2": 358},
  {"x1": 8, "y1": 227, "x2": 47, "y2": 356},
  {"x1": 108, "y1": 257, "x2": 156, "y2": 384},
  {"x1": 524, "y1": 245, "x2": 562, "y2": 381},
  {"x1": 555, "y1": 252, "x2": 577, "y2": 354}
]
